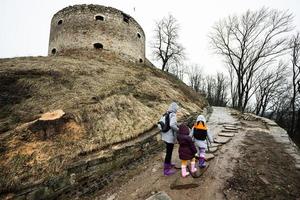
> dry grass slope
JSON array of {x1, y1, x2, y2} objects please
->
[{"x1": 0, "y1": 52, "x2": 207, "y2": 192}]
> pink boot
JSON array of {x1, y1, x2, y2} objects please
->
[
  {"x1": 181, "y1": 166, "x2": 190, "y2": 177},
  {"x1": 190, "y1": 162, "x2": 197, "y2": 173}
]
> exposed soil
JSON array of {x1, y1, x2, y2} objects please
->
[
  {"x1": 224, "y1": 124, "x2": 300, "y2": 200},
  {"x1": 0, "y1": 53, "x2": 207, "y2": 193},
  {"x1": 83, "y1": 107, "x2": 300, "y2": 200}
]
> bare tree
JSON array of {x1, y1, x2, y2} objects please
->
[
  {"x1": 205, "y1": 75, "x2": 215, "y2": 104},
  {"x1": 228, "y1": 65, "x2": 238, "y2": 107},
  {"x1": 151, "y1": 14, "x2": 185, "y2": 71},
  {"x1": 255, "y1": 62, "x2": 288, "y2": 116},
  {"x1": 290, "y1": 32, "x2": 300, "y2": 135},
  {"x1": 204, "y1": 73, "x2": 229, "y2": 106},
  {"x1": 269, "y1": 82, "x2": 300, "y2": 139},
  {"x1": 186, "y1": 64, "x2": 229, "y2": 106},
  {"x1": 215, "y1": 72, "x2": 229, "y2": 106},
  {"x1": 269, "y1": 83, "x2": 292, "y2": 121},
  {"x1": 169, "y1": 63, "x2": 186, "y2": 81},
  {"x1": 209, "y1": 8, "x2": 293, "y2": 112},
  {"x1": 187, "y1": 64, "x2": 204, "y2": 93}
]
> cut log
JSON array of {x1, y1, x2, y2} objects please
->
[
  {"x1": 29, "y1": 110, "x2": 72, "y2": 140},
  {"x1": 39, "y1": 109, "x2": 65, "y2": 120},
  {"x1": 188, "y1": 163, "x2": 210, "y2": 178}
]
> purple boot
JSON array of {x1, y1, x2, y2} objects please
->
[
  {"x1": 164, "y1": 163, "x2": 176, "y2": 176},
  {"x1": 199, "y1": 157, "x2": 206, "y2": 168}
]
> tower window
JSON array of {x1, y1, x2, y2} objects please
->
[
  {"x1": 137, "y1": 33, "x2": 141, "y2": 38},
  {"x1": 122, "y1": 13, "x2": 130, "y2": 23},
  {"x1": 93, "y1": 43, "x2": 103, "y2": 49},
  {"x1": 139, "y1": 59, "x2": 143, "y2": 63},
  {"x1": 57, "y1": 19, "x2": 63, "y2": 25},
  {"x1": 51, "y1": 48, "x2": 57, "y2": 55},
  {"x1": 95, "y1": 15, "x2": 104, "y2": 21}
]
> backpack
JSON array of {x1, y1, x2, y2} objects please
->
[
  {"x1": 193, "y1": 121, "x2": 208, "y2": 140},
  {"x1": 158, "y1": 112, "x2": 171, "y2": 133}
]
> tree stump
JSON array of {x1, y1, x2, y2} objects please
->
[{"x1": 29, "y1": 110, "x2": 70, "y2": 140}]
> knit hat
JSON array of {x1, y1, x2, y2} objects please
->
[
  {"x1": 178, "y1": 124, "x2": 190, "y2": 135},
  {"x1": 196, "y1": 115, "x2": 206, "y2": 123}
]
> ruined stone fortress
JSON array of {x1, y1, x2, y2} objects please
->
[{"x1": 48, "y1": 4, "x2": 145, "y2": 63}]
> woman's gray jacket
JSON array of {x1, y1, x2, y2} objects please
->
[{"x1": 158, "y1": 102, "x2": 179, "y2": 144}]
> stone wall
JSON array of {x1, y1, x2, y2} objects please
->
[
  {"x1": 48, "y1": 4, "x2": 145, "y2": 63},
  {"x1": 3, "y1": 128, "x2": 162, "y2": 200}
]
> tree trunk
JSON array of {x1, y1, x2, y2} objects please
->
[
  {"x1": 162, "y1": 61, "x2": 167, "y2": 72},
  {"x1": 28, "y1": 110, "x2": 75, "y2": 140}
]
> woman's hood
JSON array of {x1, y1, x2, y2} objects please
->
[{"x1": 167, "y1": 102, "x2": 179, "y2": 113}]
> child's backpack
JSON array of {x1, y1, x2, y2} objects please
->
[
  {"x1": 158, "y1": 112, "x2": 171, "y2": 133},
  {"x1": 193, "y1": 121, "x2": 208, "y2": 140}
]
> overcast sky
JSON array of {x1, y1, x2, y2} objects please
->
[{"x1": 1, "y1": 0, "x2": 299, "y2": 75}]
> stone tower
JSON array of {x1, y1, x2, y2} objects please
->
[{"x1": 48, "y1": 4, "x2": 145, "y2": 63}]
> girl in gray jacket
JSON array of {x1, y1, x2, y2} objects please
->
[{"x1": 158, "y1": 102, "x2": 179, "y2": 176}]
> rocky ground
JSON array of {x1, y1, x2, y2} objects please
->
[{"x1": 83, "y1": 107, "x2": 300, "y2": 200}]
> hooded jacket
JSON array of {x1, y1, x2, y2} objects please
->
[
  {"x1": 159, "y1": 102, "x2": 179, "y2": 144},
  {"x1": 190, "y1": 115, "x2": 214, "y2": 149},
  {"x1": 177, "y1": 124, "x2": 197, "y2": 160}
]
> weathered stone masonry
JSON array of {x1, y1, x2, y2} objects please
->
[
  {"x1": 7, "y1": 129, "x2": 162, "y2": 199},
  {"x1": 48, "y1": 4, "x2": 145, "y2": 63}
]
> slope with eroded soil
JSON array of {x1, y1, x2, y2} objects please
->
[{"x1": 0, "y1": 52, "x2": 207, "y2": 198}]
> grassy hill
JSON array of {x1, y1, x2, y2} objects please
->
[{"x1": 0, "y1": 52, "x2": 207, "y2": 193}]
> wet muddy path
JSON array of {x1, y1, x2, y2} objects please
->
[{"x1": 84, "y1": 107, "x2": 300, "y2": 200}]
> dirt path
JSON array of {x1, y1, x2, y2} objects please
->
[
  {"x1": 223, "y1": 121, "x2": 300, "y2": 200},
  {"x1": 87, "y1": 107, "x2": 300, "y2": 200}
]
